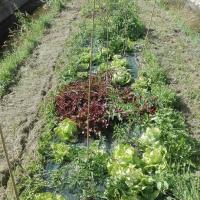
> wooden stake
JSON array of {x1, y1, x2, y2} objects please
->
[
  {"x1": 0, "y1": 125, "x2": 19, "y2": 200},
  {"x1": 86, "y1": 0, "x2": 96, "y2": 148},
  {"x1": 145, "y1": 0, "x2": 157, "y2": 43}
]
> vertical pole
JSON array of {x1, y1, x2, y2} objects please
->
[
  {"x1": 0, "y1": 125, "x2": 19, "y2": 200},
  {"x1": 145, "y1": 0, "x2": 157, "y2": 44},
  {"x1": 86, "y1": 0, "x2": 96, "y2": 148}
]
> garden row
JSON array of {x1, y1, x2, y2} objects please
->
[{"x1": 16, "y1": 0, "x2": 199, "y2": 200}]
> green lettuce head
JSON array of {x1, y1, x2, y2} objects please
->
[
  {"x1": 142, "y1": 145, "x2": 167, "y2": 169},
  {"x1": 107, "y1": 144, "x2": 141, "y2": 177},
  {"x1": 131, "y1": 75, "x2": 151, "y2": 95},
  {"x1": 112, "y1": 68, "x2": 132, "y2": 86},
  {"x1": 111, "y1": 55, "x2": 129, "y2": 69},
  {"x1": 51, "y1": 143, "x2": 71, "y2": 163},
  {"x1": 34, "y1": 192, "x2": 65, "y2": 200},
  {"x1": 55, "y1": 118, "x2": 78, "y2": 142},
  {"x1": 140, "y1": 127, "x2": 161, "y2": 147}
]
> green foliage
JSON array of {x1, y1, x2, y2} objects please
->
[
  {"x1": 38, "y1": 98, "x2": 58, "y2": 157},
  {"x1": 66, "y1": 141, "x2": 109, "y2": 199},
  {"x1": 142, "y1": 50, "x2": 167, "y2": 84},
  {"x1": 19, "y1": 162, "x2": 47, "y2": 200},
  {"x1": 112, "y1": 68, "x2": 132, "y2": 86},
  {"x1": 111, "y1": 55, "x2": 129, "y2": 69},
  {"x1": 140, "y1": 127, "x2": 161, "y2": 147},
  {"x1": 151, "y1": 84, "x2": 177, "y2": 108},
  {"x1": 18, "y1": 0, "x2": 199, "y2": 199},
  {"x1": 132, "y1": 75, "x2": 151, "y2": 95},
  {"x1": 153, "y1": 108, "x2": 192, "y2": 165},
  {"x1": 142, "y1": 145, "x2": 167, "y2": 169},
  {"x1": 105, "y1": 143, "x2": 168, "y2": 200},
  {"x1": 110, "y1": 144, "x2": 140, "y2": 167},
  {"x1": 109, "y1": 36, "x2": 134, "y2": 54},
  {"x1": 170, "y1": 171, "x2": 200, "y2": 200},
  {"x1": 34, "y1": 192, "x2": 65, "y2": 200},
  {"x1": 107, "y1": 0, "x2": 144, "y2": 40},
  {"x1": 0, "y1": 0, "x2": 67, "y2": 97},
  {"x1": 54, "y1": 118, "x2": 78, "y2": 142},
  {"x1": 77, "y1": 71, "x2": 88, "y2": 79},
  {"x1": 51, "y1": 143, "x2": 71, "y2": 163}
]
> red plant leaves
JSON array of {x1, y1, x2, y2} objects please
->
[
  {"x1": 56, "y1": 76, "x2": 157, "y2": 138},
  {"x1": 56, "y1": 76, "x2": 110, "y2": 136}
]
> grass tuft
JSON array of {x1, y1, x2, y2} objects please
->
[{"x1": 0, "y1": 0, "x2": 68, "y2": 97}]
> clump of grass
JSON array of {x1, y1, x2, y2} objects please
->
[
  {"x1": 171, "y1": 171, "x2": 200, "y2": 200},
  {"x1": 0, "y1": 0, "x2": 68, "y2": 97}
]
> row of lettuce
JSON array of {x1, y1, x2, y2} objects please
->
[{"x1": 16, "y1": 0, "x2": 199, "y2": 200}]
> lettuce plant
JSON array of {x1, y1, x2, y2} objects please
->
[
  {"x1": 51, "y1": 143, "x2": 71, "y2": 163},
  {"x1": 34, "y1": 192, "x2": 65, "y2": 200},
  {"x1": 106, "y1": 144, "x2": 167, "y2": 200},
  {"x1": 131, "y1": 75, "x2": 151, "y2": 95},
  {"x1": 56, "y1": 77, "x2": 110, "y2": 136},
  {"x1": 111, "y1": 144, "x2": 140, "y2": 166},
  {"x1": 107, "y1": 58, "x2": 131, "y2": 87},
  {"x1": 139, "y1": 127, "x2": 161, "y2": 147},
  {"x1": 112, "y1": 68, "x2": 132, "y2": 86},
  {"x1": 77, "y1": 72, "x2": 88, "y2": 79},
  {"x1": 111, "y1": 55, "x2": 129, "y2": 69},
  {"x1": 142, "y1": 145, "x2": 167, "y2": 170},
  {"x1": 54, "y1": 118, "x2": 77, "y2": 141}
]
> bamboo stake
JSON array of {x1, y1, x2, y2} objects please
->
[
  {"x1": 86, "y1": 0, "x2": 96, "y2": 148},
  {"x1": 0, "y1": 125, "x2": 19, "y2": 200},
  {"x1": 145, "y1": 0, "x2": 157, "y2": 44}
]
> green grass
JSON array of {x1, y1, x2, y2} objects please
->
[
  {"x1": 171, "y1": 171, "x2": 200, "y2": 200},
  {"x1": 0, "y1": 0, "x2": 68, "y2": 97}
]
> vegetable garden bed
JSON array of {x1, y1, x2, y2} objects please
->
[{"x1": 16, "y1": 0, "x2": 199, "y2": 200}]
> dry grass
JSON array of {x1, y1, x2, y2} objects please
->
[{"x1": 161, "y1": 0, "x2": 200, "y2": 32}]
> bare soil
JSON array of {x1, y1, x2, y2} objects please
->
[
  {"x1": 137, "y1": 0, "x2": 200, "y2": 138},
  {"x1": 0, "y1": 0, "x2": 83, "y2": 199}
]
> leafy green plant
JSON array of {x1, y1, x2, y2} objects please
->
[
  {"x1": 66, "y1": 141, "x2": 109, "y2": 199},
  {"x1": 152, "y1": 108, "x2": 192, "y2": 165},
  {"x1": 142, "y1": 145, "x2": 167, "y2": 170},
  {"x1": 54, "y1": 118, "x2": 78, "y2": 141},
  {"x1": 151, "y1": 84, "x2": 177, "y2": 108},
  {"x1": 139, "y1": 127, "x2": 161, "y2": 147},
  {"x1": 51, "y1": 143, "x2": 71, "y2": 163},
  {"x1": 105, "y1": 143, "x2": 168, "y2": 200},
  {"x1": 111, "y1": 55, "x2": 129, "y2": 69},
  {"x1": 18, "y1": 162, "x2": 47, "y2": 200},
  {"x1": 131, "y1": 75, "x2": 151, "y2": 95},
  {"x1": 34, "y1": 192, "x2": 65, "y2": 200},
  {"x1": 112, "y1": 68, "x2": 132, "y2": 86},
  {"x1": 142, "y1": 50, "x2": 167, "y2": 84}
]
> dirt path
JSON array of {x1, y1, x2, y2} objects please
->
[
  {"x1": 137, "y1": 0, "x2": 200, "y2": 139},
  {"x1": 0, "y1": 0, "x2": 83, "y2": 198}
]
